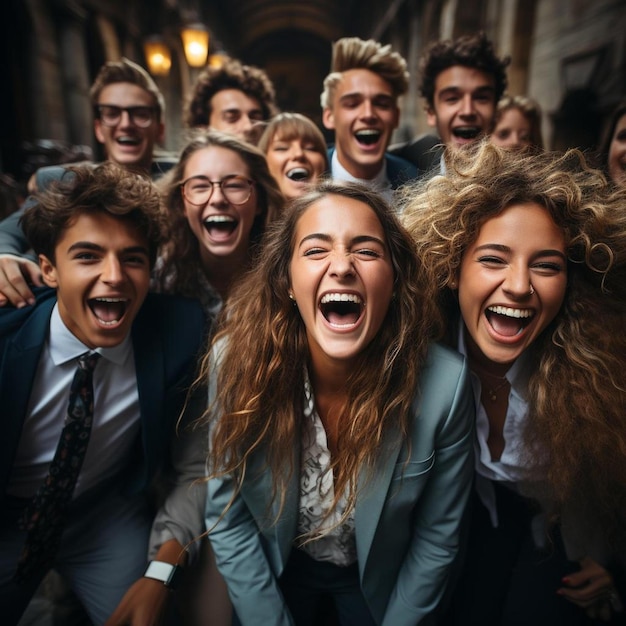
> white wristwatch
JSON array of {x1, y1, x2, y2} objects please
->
[{"x1": 143, "y1": 560, "x2": 183, "y2": 590}]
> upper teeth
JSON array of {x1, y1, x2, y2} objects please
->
[
  {"x1": 355, "y1": 129, "x2": 379, "y2": 136},
  {"x1": 286, "y1": 167, "x2": 310, "y2": 181},
  {"x1": 320, "y1": 293, "x2": 363, "y2": 304},
  {"x1": 487, "y1": 306, "x2": 532, "y2": 318},
  {"x1": 95, "y1": 297, "x2": 126, "y2": 302},
  {"x1": 204, "y1": 215, "x2": 235, "y2": 224}
]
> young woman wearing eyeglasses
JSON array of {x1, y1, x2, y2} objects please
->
[{"x1": 154, "y1": 129, "x2": 284, "y2": 319}]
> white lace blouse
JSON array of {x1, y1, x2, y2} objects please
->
[{"x1": 296, "y1": 376, "x2": 357, "y2": 567}]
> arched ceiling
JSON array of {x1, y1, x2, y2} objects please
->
[{"x1": 200, "y1": 0, "x2": 360, "y2": 52}]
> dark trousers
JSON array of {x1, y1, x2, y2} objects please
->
[
  {"x1": 232, "y1": 548, "x2": 375, "y2": 626},
  {"x1": 442, "y1": 483, "x2": 589, "y2": 626},
  {"x1": 279, "y1": 548, "x2": 375, "y2": 626}
]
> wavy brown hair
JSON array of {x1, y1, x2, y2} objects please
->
[
  {"x1": 153, "y1": 129, "x2": 283, "y2": 299},
  {"x1": 204, "y1": 181, "x2": 441, "y2": 531},
  {"x1": 402, "y1": 141, "x2": 626, "y2": 545}
]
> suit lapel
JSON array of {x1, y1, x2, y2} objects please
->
[
  {"x1": 354, "y1": 424, "x2": 403, "y2": 577},
  {"x1": 0, "y1": 297, "x2": 55, "y2": 492},
  {"x1": 131, "y1": 313, "x2": 165, "y2": 482},
  {"x1": 241, "y1": 445, "x2": 300, "y2": 572}
]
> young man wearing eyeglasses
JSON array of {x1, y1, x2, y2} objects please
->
[
  {"x1": 91, "y1": 58, "x2": 166, "y2": 175},
  {"x1": 0, "y1": 58, "x2": 172, "y2": 309}
]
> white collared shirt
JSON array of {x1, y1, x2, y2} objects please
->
[
  {"x1": 7, "y1": 303, "x2": 141, "y2": 498},
  {"x1": 457, "y1": 325, "x2": 531, "y2": 527},
  {"x1": 330, "y1": 150, "x2": 393, "y2": 203},
  {"x1": 297, "y1": 376, "x2": 357, "y2": 566}
]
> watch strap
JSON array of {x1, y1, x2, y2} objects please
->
[{"x1": 143, "y1": 560, "x2": 183, "y2": 590}]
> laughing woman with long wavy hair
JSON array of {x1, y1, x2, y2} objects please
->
[{"x1": 202, "y1": 181, "x2": 474, "y2": 625}]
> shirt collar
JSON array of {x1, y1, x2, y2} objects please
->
[
  {"x1": 331, "y1": 149, "x2": 391, "y2": 192},
  {"x1": 49, "y1": 302, "x2": 132, "y2": 366}
]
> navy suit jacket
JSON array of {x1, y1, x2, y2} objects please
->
[
  {"x1": 0, "y1": 287, "x2": 207, "y2": 507},
  {"x1": 327, "y1": 147, "x2": 419, "y2": 189}
]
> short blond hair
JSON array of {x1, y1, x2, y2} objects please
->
[{"x1": 320, "y1": 37, "x2": 409, "y2": 109}]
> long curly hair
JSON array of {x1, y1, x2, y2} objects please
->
[
  {"x1": 204, "y1": 181, "x2": 441, "y2": 530},
  {"x1": 153, "y1": 130, "x2": 283, "y2": 299},
  {"x1": 402, "y1": 142, "x2": 626, "y2": 546}
]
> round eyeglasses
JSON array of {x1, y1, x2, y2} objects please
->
[
  {"x1": 181, "y1": 175, "x2": 255, "y2": 206},
  {"x1": 96, "y1": 105, "x2": 156, "y2": 128}
]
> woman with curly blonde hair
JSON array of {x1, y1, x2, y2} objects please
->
[
  {"x1": 154, "y1": 129, "x2": 283, "y2": 318},
  {"x1": 203, "y1": 181, "x2": 474, "y2": 625},
  {"x1": 402, "y1": 142, "x2": 626, "y2": 625}
]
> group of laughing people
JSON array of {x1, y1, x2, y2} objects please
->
[{"x1": 1, "y1": 28, "x2": 626, "y2": 626}]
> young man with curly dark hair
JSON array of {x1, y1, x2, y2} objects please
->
[
  {"x1": 184, "y1": 56, "x2": 278, "y2": 144},
  {"x1": 391, "y1": 32, "x2": 510, "y2": 174}
]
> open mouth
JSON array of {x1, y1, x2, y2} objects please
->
[
  {"x1": 452, "y1": 126, "x2": 481, "y2": 140},
  {"x1": 116, "y1": 136, "x2": 141, "y2": 146},
  {"x1": 485, "y1": 305, "x2": 534, "y2": 337},
  {"x1": 319, "y1": 293, "x2": 364, "y2": 327},
  {"x1": 88, "y1": 297, "x2": 128, "y2": 326},
  {"x1": 203, "y1": 215, "x2": 238, "y2": 238},
  {"x1": 286, "y1": 167, "x2": 310, "y2": 182},
  {"x1": 355, "y1": 129, "x2": 381, "y2": 146}
]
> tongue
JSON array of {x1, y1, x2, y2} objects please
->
[
  {"x1": 92, "y1": 301, "x2": 124, "y2": 322},
  {"x1": 204, "y1": 222, "x2": 236, "y2": 240},
  {"x1": 327, "y1": 310, "x2": 359, "y2": 326},
  {"x1": 488, "y1": 312, "x2": 523, "y2": 337}
]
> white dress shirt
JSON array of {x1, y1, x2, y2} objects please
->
[
  {"x1": 8, "y1": 303, "x2": 141, "y2": 498},
  {"x1": 457, "y1": 325, "x2": 531, "y2": 527},
  {"x1": 330, "y1": 150, "x2": 393, "y2": 203}
]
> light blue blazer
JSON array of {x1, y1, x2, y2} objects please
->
[{"x1": 206, "y1": 343, "x2": 474, "y2": 626}]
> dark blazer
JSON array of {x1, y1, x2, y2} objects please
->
[
  {"x1": 388, "y1": 134, "x2": 443, "y2": 175},
  {"x1": 0, "y1": 287, "x2": 207, "y2": 506},
  {"x1": 327, "y1": 148, "x2": 419, "y2": 189}
]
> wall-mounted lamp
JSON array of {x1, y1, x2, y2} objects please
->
[
  {"x1": 181, "y1": 23, "x2": 209, "y2": 67},
  {"x1": 208, "y1": 52, "x2": 227, "y2": 68},
  {"x1": 144, "y1": 36, "x2": 172, "y2": 76}
]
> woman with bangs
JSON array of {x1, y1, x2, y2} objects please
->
[
  {"x1": 202, "y1": 181, "x2": 474, "y2": 625},
  {"x1": 154, "y1": 129, "x2": 284, "y2": 319},
  {"x1": 258, "y1": 112, "x2": 329, "y2": 200},
  {"x1": 402, "y1": 142, "x2": 626, "y2": 625}
]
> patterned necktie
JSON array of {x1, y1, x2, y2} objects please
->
[{"x1": 13, "y1": 351, "x2": 101, "y2": 584}]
